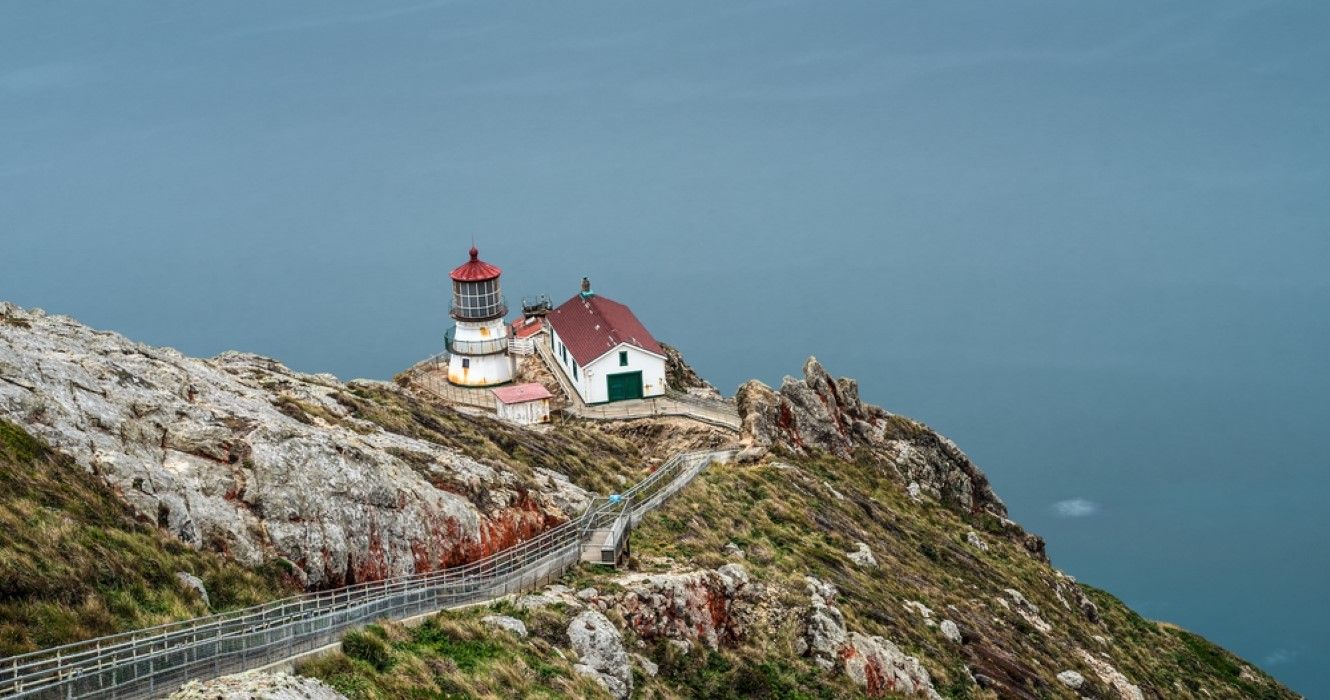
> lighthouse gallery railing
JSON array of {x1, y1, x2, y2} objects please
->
[
  {"x1": 0, "y1": 449, "x2": 735, "y2": 700},
  {"x1": 443, "y1": 328, "x2": 509, "y2": 356}
]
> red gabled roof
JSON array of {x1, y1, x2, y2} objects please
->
[
  {"x1": 492, "y1": 383, "x2": 553, "y2": 404},
  {"x1": 511, "y1": 316, "x2": 544, "y2": 339},
  {"x1": 547, "y1": 293, "x2": 665, "y2": 366},
  {"x1": 450, "y1": 246, "x2": 502, "y2": 282}
]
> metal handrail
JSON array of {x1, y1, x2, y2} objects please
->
[
  {"x1": 0, "y1": 449, "x2": 735, "y2": 699},
  {"x1": 443, "y1": 328, "x2": 509, "y2": 356}
]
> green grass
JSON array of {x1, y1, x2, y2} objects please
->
[
  {"x1": 293, "y1": 445, "x2": 1297, "y2": 700},
  {"x1": 575, "y1": 453, "x2": 1296, "y2": 700},
  {"x1": 0, "y1": 420, "x2": 299, "y2": 656},
  {"x1": 298, "y1": 609, "x2": 612, "y2": 700},
  {"x1": 338, "y1": 382, "x2": 648, "y2": 496}
]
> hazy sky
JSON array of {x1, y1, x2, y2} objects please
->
[{"x1": 3, "y1": 2, "x2": 1328, "y2": 694}]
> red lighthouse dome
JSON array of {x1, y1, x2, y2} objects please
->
[
  {"x1": 450, "y1": 246, "x2": 502, "y2": 282},
  {"x1": 449, "y1": 245, "x2": 507, "y2": 322}
]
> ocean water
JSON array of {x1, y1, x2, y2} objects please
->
[{"x1": 2, "y1": 2, "x2": 1326, "y2": 694}]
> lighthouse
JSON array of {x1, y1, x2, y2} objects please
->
[{"x1": 446, "y1": 246, "x2": 514, "y2": 387}]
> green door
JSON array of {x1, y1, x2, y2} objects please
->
[{"x1": 606, "y1": 371, "x2": 644, "y2": 402}]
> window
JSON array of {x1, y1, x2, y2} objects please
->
[
  {"x1": 461, "y1": 358, "x2": 470, "y2": 369},
  {"x1": 452, "y1": 279, "x2": 503, "y2": 318},
  {"x1": 572, "y1": 362, "x2": 578, "y2": 380},
  {"x1": 619, "y1": 351, "x2": 628, "y2": 366}
]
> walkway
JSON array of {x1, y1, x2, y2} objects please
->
[{"x1": 0, "y1": 449, "x2": 736, "y2": 700}]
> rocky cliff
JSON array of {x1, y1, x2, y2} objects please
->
[
  {"x1": 0, "y1": 302, "x2": 613, "y2": 588},
  {"x1": 293, "y1": 357, "x2": 1297, "y2": 700},
  {"x1": 0, "y1": 303, "x2": 1298, "y2": 699},
  {"x1": 737, "y1": 357, "x2": 1046, "y2": 559}
]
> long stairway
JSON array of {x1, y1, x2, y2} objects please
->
[{"x1": 0, "y1": 449, "x2": 736, "y2": 700}]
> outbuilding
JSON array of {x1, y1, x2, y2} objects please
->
[
  {"x1": 546, "y1": 279, "x2": 668, "y2": 404},
  {"x1": 491, "y1": 383, "x2": 553, "y2": 425}
]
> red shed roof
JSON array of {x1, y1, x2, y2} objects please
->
[
  {"x1": 450, "y1": 246, "x2": 502, "y2": 282},
  {"x1": 492, "y1": 383, "x2": 553, "y2": 404},
  {"x1": 511, "y1": 316, "x2": 544, "y2": 339},
  {"x1": 547, "y1": 293, "x2": 665, "y2": 366}
]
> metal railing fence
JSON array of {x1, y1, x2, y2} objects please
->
[
  {"x1": 443, "y1": 329, "x2": 509, "y2": 356},
  {"x1": 0, "y1": 450, "x2": 735, "y2": 700},
  {"x1": 412, "y1": 373, "x2": 499, "y2": 411}
]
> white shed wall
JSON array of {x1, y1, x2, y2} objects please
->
[
  {"x1": 496, "y1": 398, "x2": 550, "y2": 425},
  {"x1": 548, "y1": 328, "x2": 666, "y2": 404}
]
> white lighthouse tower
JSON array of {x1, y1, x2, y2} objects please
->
[{"x1": 446, "y1": 246, "x2": 514, "y2": 387}]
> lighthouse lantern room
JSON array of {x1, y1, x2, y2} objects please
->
[{"x1": 446, "y1": 246, "x2": 514, "y2": 387}]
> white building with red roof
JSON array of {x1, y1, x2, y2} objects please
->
[
  {"x1": 445, "y1": 246, "x2": 514, "y2": 386},
  {"x1": 491, "y1": 383, "x2": 553, "y2": 425},
  {"x1": 546, "y1": 278, "x2": 667, "y2": 404}
]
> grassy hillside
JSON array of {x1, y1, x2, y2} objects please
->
[
  {"x1": 301, "y1": 449, "x2": 1295, "y2": 700},
  {"x1": 0, "y1": 420, "x2": 299, "y2": 656},
  {"x1": 615, "y1": 453, "x2": 1292, "y2": 699},
  {"x1": 297, "y1": 613, "x2": 614, "y2": 700}
]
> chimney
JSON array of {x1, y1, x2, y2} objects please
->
[{"x1": 580, "y1": 277, "x2": 593, "y2": 298}]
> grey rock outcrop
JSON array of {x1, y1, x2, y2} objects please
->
[
  {"x1": 847, "y1": 541, "x2": 878, "y2": 568},
  {"x1": 796, "y1": 576, "x2": 941, "y2": 698},
  {"x1": 736, "y1": 357, "x2": 1006, "y2": 519},
  {"x1": 609, "y1": 564, "x2": 755, "y2": 650},
  {"x1": 939, "y1": 619, "x2": 962, "y2": 644},
  {"x1": 841, "y1": 632, "x2": 943, "y2": 700},
  {"x1": 174, "y1": 572, "x2": 209, "y2": 607},
  {"x1": 1002, "y1": 588, "x2": 1053, "y2": 634},
  {"x1": 568, "y1": 610, "x2": 632, "y2": 699},
  {"x1": 660, "y1": 342, "x2": 723, "y2": 400},
  {"x1": 481, "y1": 614, "x2": 528, "y2": 638},
  {"x1": 0, "y1": 303, "x2": 584, "y2": 588},
  {"x1": 169, "y1": 671, "x2": 345, "y2": 700},
  {"x1": 1076, "y1": 649, "x2": 1145, "y2": 700},
  {"x1": 1057, "y1": 669, "x2": 1086, "y2": 689}
]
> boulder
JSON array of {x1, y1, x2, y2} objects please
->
[
  {"x1": 841, "y1": 632, "x2": 943, "y2": 699},
  {"x1": 610, "y1": 565, "x2": 754, "y2": 650},
  {"x1": 174, "y1": 572, "x2": 210, "y2": 607},
  {"x1": 1003, "y1": 588, "x2": 1052, "y2": 634},
  {"x1": 1057, "y1": 670, "x2": 1086, "y2": 689},
  {"x1": 169, "y1": 671, "x2": 345, "y2": 700},
  {"x1": 847, "y1": 542, "x2": 878, "y2": 568},
  {"x1": 480, "y1": 614, "x2": 528, "y2": 638},
  {"x1": 632, "y1": 653, "x2": 659, "y2": 678},
  {"x1": 940, "y1": 619, "x2": 962, "y2": 644},
  {"x1": 1076, "y1": 649, "x2": 1144, "y2": 700},
  {"x1": 567, "y1": 610, "x2": 631, "y2": 699},
  {"x1": 796, "y1": 576, "x2": 941, "y2": 697}
]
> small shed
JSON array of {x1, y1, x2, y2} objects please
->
[
  {"x1": 509, "y1": 316, "x2": 545, "y2": 356},
  {"x1": 492, "y1": 383, "x2": 554, "y2": 425}
]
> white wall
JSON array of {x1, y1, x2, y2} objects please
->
[
  {"x1": 447, "y1": 317, "x2": 514, "y2": 386},
  {"x1": 549, "y1": 327, "x2": 665, "y2": 404},
  {"x1": 496, "y1": 398, "x2": 550, "y2": 425}
]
